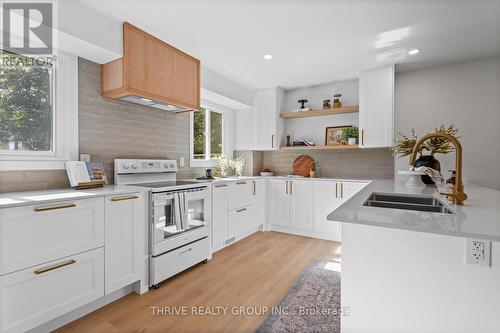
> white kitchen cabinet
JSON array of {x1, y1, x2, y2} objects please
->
[
  {"x1": 251, "y1": 87, "x2": 284, "y2": 150},
  {"x1": 314, "y1": 181, "x2": 369, "y2": 241},
  {"x1": 227, "y1": 206, "x2": 251, "y2": 239},
  {"x1": 104, "y1": 192, "x2": 145, "y2": 295},
  {"x1": 212, "y1": 183, "x2": 228, "y2": 248},
  {"x1": 227, "y1": 180, "x2": 252, "y2": 210},
  {"x1": 268, "y1": 179, "x2": 290, "y2": 226},
  {"x1": 251, "y1": 179, "x2": 266, "y2": 228},
  {"x1": 0, "y1": 248, "x2": 104, "y2": 333},
  {"x1": 339, "y1": 181, "x2": 369, "y2": 202},
  {"x1": 314, "y1": 181, "x2": 343, "y2": 240},
  {"x1": 0, "y1": 197, "x2": 104, "y2": 276},
  {"x1": 233, "y1": 108, "x2": 254, "y2": 150},
  {"x1": 359, "y1": 65, "x2": 394, "y2": 148},
  {"x1": 269, "y1": 179, "x2": 313, "y2": 231},
  {"x1": 289, "y1": 180, "x2": 314, "y2": 231}
]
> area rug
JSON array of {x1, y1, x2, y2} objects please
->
[{"x1": 255, "y1": 260, "x2": 341, "y2": 333}]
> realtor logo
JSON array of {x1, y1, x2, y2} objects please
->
[{"x1": 2, "y1": 2, "x2": 53, "y2": 54}]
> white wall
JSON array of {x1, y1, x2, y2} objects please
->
[
  {"x1": 283, "y1": 79, "x2": 359, "y2": 145},
  {"x1": 394, "y1": 56, "x2": 500, "y2": 190},
  {"x1": 342, "y1": 222, "x2": 500, "y2": 333}
]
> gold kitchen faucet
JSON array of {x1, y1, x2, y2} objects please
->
[{"x1": 409, "y1": 133, "x2": 468, "y2": 204}]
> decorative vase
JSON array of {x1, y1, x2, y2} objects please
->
[
  {"x1": 220, "y1": 169, "x2": 227, "y2": 178},
  {"x1": 413, "y1": 155, "x2": 441, "y2": 185},
  {"x1": 348, "y1": 137, "x2": 357, "y2": 145}
]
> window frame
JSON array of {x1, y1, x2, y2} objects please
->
[
  {"x1": 0, "y1": 51, "x2": 78, "y2": 170},
  {"x1": 190, "y1": 102, "x2": 232, "y2": 168}
]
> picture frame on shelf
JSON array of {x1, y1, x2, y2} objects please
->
[{"x1": 325, "y1": 125, "x2": 352, "y2": 146}]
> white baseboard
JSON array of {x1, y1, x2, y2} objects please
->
[
  {"x1": 27, "y1": 284, "x2": 136, "y2": 333},
  {"x1": 269, "y1": 224, "x2": 340, "y2": 242},
  {"x1": 211, "y1": 224, "x2": 263, "y2": 254}
]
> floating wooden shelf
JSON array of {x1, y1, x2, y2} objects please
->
[
  {"x1": 280, "y1": 144, "x2": 359, "y2": 151},
  {"x1": 279, "y1": 105, "x2": 359, "y2": 119}
]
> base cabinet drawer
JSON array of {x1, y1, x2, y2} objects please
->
[
  {"x1": 150, "y1": 237, "x2": 210, "y2": 285},
  {"x1": 0, "y1": 197, "x2": 105, "y2": 275},
  {"x1": 0, "y1": 248, "x2": 104, "y2": 333},
  {"x1": 227, "y1": 181, "x2": 252, "y2": 210},
  {"x1": 227, "y1": 206, "x2": 251, "y2": 239}
]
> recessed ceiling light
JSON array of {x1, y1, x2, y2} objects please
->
[
  {"x1": 263, "y1": 54, "x2": 273, "y2": 60},
  {"x1": 408, "y1": 49, "x2": 420, "y2": 55},
  {"x1": 140, "y1": 97, "x2": 153, "y2": 102}
]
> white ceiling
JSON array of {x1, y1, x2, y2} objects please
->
[{"x1": 82, "y1": 0, "x2": 500, "y2": 90}]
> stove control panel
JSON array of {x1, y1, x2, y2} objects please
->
[{"x1": 115, "y1": 159, "x2": 177, "y2": 174}]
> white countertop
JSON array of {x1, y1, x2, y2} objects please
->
[
  {"x1": 189, "y1": 175, "x2": 372, "y2": 184},
  {"x1": 0, "y1": 185, "x2": 147, "y2": 209},
  {"x1": 327, "y1": 180, "x2": 500, "y2": 241}
]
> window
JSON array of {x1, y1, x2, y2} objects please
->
[
  {"x1": 191, "y1": 105, "x2": 230, "y2": 167},
  {"x1": 0, "y1": 51, "x2": 78, "y2": 170},
  {"x1": 0, "y1": 50, "x2": 54, "y2": 153}
]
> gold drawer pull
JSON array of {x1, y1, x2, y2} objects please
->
[
  {"x1": 34, "y1": 259, "x2": 76, "y2": 275},
  {"x1": 111, "y1": 195, "x2": 138, "y2": 202},
  {"x1": 236, "y1": 208, "x2": 247, "y2": 213},
  {"x1": 215, "y1": 184, "x2": 228, "y2": 188},
  {"x1": 34, "y1": 203, "x2": 76, "y2": 212}
]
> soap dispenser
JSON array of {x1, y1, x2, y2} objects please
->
[{"x1": 315, "y1": 162, "x2": 321, "y2": 178}]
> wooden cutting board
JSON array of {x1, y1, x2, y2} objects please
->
[{"x1": 293, "y1": 155, "x2": 315, "y2": 177}]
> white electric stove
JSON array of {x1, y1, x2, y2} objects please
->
[{"x1": 114, "y1": 159, "x2": 211, "y2": 288}]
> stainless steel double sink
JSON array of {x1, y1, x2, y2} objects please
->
[{"x1": 363, "y1": 192, "x2": 454, "y2": 214}]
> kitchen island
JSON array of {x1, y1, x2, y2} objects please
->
[{"x1": 328, "y1": 180, "x2": 500, "y2": 333}]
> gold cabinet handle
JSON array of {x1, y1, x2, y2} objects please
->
[
  {"x1": 253, "y1": 181, "x2": 256, "y2": 195},
  {"x1": 361, "y1": 129, "x2": 365, "y2": 146},
  {"x1": 335, "y1": 183, "x2": 339, "y2": 198},
  {"x1": 236, "y1": 208, "x2": 247, "y2": 213},
  {"x1": 272, "y1": 135, "x2": 275, "y2": 148},
  {"x1": 34, "y1": 259, "x2": 76, "y2": 275},
  {"x1": 340, "y1": 183, "x2": 344, "y2": 198},
  {"x1": 34, "y1": 203, "x2": 76, "y2": 212},
  {"x1": 215, "y1": 184, "x2": 228, "y2": 188},
  {"x1": 236, "y1": 181, "x2": 247, "y2": 185},
  {"x1": 111, "y1": 195, "x2": 138, "y2": 202}
]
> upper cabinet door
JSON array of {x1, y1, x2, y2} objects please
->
[
  {"x1": 359, "y1": 65, "x2": 394, "y2": 148},
  {"x1": 252, "y1": 87, "x2": 284, "y2": 150},
  {"x1": 253, "y1": 88, "x2": 277, "y2": 150}
]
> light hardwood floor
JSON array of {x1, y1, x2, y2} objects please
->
[{"x1": 56, "y1": 231, "x2": 341, "y2": 333}]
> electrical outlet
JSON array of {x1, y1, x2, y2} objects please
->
[
  {"x1": 466, "y1": 239, "x2": 491, "y2": 267},
  {"x1": 179, "y1": 157, "x2": 185, "y2": 167},
  {"x1": 80, "y1": 153, "x2": 91, "y2": 162},
  {"x1": 472, "y1": 241, "x2": 484, "y2": 251}
]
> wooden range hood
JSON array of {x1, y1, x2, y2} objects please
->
[{"x1": 101, "y1": 22, "x2": 200, "y2": 113}]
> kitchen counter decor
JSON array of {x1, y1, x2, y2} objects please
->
[{"x1": 393, "y1": 125, "x2": 459, "y2": 184}]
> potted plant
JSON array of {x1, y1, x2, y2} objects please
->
[
  {"x1": 230, "y1": 156, "x2": 245, "y2": 178},
  {"x1": 393, "y1": 125, "x2": 459, "y2": 184},
  {"x1": 214, "y1": 154, "x2": 230, "y2": 178},
  {"x1": 343, "y1": 126, "x2": 359, "y2": 145}
]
